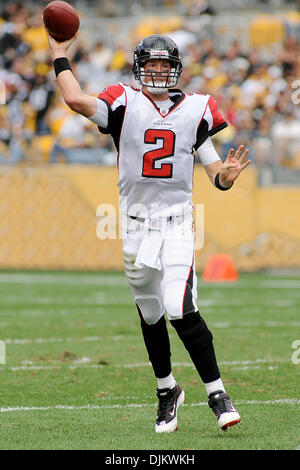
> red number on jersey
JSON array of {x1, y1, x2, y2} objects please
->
[{"x1": 142, "y1": 129, "x2": 175, "y2": 178}]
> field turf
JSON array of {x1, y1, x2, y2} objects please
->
[{"x1": 0, "y1": 271, "x2": 299, "y2": 451}]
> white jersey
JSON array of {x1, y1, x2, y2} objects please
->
[{"x1": 95, "y1": 83, "x2": 227, "y2": 218}]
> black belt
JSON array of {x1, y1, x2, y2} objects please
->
[{"x1": 129, "y1": 215, "x2": 173, "y2": 223}]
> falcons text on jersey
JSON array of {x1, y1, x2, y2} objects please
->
[{"x1": 97, "y1": 83, "x2": 227, "y2": 218}]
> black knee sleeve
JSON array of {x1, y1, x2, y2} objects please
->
[
  {"x1": 170, "y1": 311, "x2": 213, "y2": 351},
  {"x1": 138, "y1": 306, "x2": 172, "y2": 379},
  {"x1": 170, "y1": 311, "x2": 220, "y2": 383}
]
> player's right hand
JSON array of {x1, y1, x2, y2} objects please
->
[{"x1": 45, "y1": 28, "x2": 79, "y2": 59}]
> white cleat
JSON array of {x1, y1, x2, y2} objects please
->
[
  {"x1": 155, "y1": 384, "x2": 186, "y2": 433},
  {"x1": 208, "y1": 390, "x2": 241, "y2": 431}
]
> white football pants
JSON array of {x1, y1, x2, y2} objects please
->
[{"x1": 122, "y1": 212, "x2": 198, "y2": 325}]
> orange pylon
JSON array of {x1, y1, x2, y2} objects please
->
[{"x1": 202, "y1": 254, "x2": 239, "y2": 282}]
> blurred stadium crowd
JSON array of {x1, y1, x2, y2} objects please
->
[{"x1": 1, "y1": 0, "x2": 300, "y2": 171}]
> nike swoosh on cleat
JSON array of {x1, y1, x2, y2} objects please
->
[{"x1": 169, "y1": 401, "x2": 176, "y2": 417}]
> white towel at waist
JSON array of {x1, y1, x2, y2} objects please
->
[{"x1": 134, "y1": 218, "x2": 166, "y2": 270}]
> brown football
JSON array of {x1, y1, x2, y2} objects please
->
[{"x1": 43, "y1": 1, "x2": 80, "y2": 42}]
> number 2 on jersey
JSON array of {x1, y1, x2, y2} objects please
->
[{"x1": 142, "y1": 129, "x2": 175, "y2": 178}]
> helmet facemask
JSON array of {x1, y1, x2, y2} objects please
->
[
  {"x1": 138, "y1": 63, "x2": 181, "y2": 94},
  {"x1": 132, "y1": 36, "x2": 183, "y2": 92}
]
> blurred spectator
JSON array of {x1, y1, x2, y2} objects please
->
[
  {"x1": 50, "y1": 113, "x2": 95, "y2": 162},
  {"x1": 28, "y1": 73, "x2": 55, "y2": 134},
  {"x1": 90, "y1": 41, "x2": 113, "y2": 72},
  {"x1": 271, "y1": 107, "x2": 300, "y2": 167},
  {"x1": 1, "y1": 0, "x2": 300, "y2": 170},
  {"x1": 187, "y1": 0, "x2": 216, "y2": 17}
]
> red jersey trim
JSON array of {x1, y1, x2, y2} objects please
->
[
  {"x1": 207, "y1": 95, "x2": 227, "y2": 130},
  {"x1": 182, "y1": 251, "x2": 195, "y2": 317},
  {"x1": 98, "y1": 83, "x2": 125, "y2": 107},
  {"x1": 116, "y1": 86, "x2": 127, "y2": 172}
]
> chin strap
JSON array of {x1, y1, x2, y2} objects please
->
[{"x1": 145, "y1": 85, "x2": 168, "y2": 95}]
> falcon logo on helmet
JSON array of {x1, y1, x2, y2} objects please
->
[{"x1": 132, "y1": 34, "x2": 183, "y2": 89}]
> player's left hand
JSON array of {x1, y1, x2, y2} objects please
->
[{"x1": 219, "y1": 145, "x2": 251, "y2": 186}]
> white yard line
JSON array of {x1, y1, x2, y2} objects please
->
[
  {"x1": 0, "y1": 273, "x2": 299, "y2": 289},
  {"x1": 260, "y1": 280, "x2": 300, "y2": 289},
  {"x1": 0, "y1": 399, "x2": 299, "y2": 413},
  {"x1": 0, "y1": 295, "x2": 133, "y2": 305},
  {"x1": 1, "y1": 358, "x2": 288, "y2": 372},
  {"x1": 0, "y1": 273, "x2": 128, "y2": 286},
  {"x1": 3, "y1": 335, "x2": 122, "y2": 344},
  {"x1": 1, "y1": 294, "x2": 298, "y2": 304},
  {"x1": 2, "y1": 318, "x2": 299, "y2": 345},
  {"x1": 0, "y1": 308, "x2": 107, "y2": 316}
]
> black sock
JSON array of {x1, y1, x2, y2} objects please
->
[
  {"x1": 137, "y1": 306, "x2": 172, "y2": 379},
  {"x1": 170, "y1": 311, "x2": 220, "y2": 383}
]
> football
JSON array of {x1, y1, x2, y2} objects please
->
[{"x1": 43, "y1": 1, "x2": 80, "y2": 42}]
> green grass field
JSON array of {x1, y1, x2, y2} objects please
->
[{"x1": 0, "y1": 270, "x2": 299, "y2": 451}]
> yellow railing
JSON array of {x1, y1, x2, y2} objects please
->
[{"x1": 0, "y1": 165, "x2": 299, "y2": 270}]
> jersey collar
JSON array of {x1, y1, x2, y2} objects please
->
[{"x1": 142, "y1": 89, "x2": 186, "y2": 118}]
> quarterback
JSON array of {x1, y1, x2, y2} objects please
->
[{"x1": 47, "y1": 31, "x2": 251, "y2": 433}]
